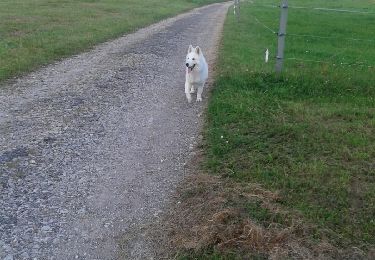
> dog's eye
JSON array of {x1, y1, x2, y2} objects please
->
[{"x1": 192, "y1": 58, "x2": 195, "y2": 60}]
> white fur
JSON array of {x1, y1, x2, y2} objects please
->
[{"x1": 185, "y1": 45, "x2": 208, "y2": 103}]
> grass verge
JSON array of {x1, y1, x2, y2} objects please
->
[
  {"x1": 0, "y1": 0, "x2": 223, "y2": 83},
  {"x1": 164, "y1": 0, "x2": 375, "y2": 258}
]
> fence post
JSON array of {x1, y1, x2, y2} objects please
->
[
  {"x1": 234, "y1": 0, "x2": 240, "y2": 22},
  {"x1": 275, "y1": 0, "x2": 288, "y2": 73}
]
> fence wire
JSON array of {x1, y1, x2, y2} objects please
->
[
  {"x1": 250, "y1": 3, "x2": 375, "y2": 15},
  {"x1": 246, "y1": 2, "x2": 374, "y2": 69}
]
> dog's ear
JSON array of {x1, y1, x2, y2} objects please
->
[
  {"x1": 188, "y1": 45, "x2": 193, "y2": 53},
  {"x1": 195, "y1": 46, "x2": 201, "y2": 55}
]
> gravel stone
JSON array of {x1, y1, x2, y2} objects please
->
[
  {"x1": 4, "y1": 255, "x2": 14, "y2": 260},
  {"x1": 0, "y1": 2, "x2": 230, "y2": 259}
]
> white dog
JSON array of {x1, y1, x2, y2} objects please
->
[{"x1": 185, "y1": 45, "x2": 208, "y2": 103}]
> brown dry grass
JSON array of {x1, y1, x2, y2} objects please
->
[{"x1": 147, "y1": 151, "x2": 371, "y2": 259}]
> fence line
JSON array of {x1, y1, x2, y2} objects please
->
[
  {"x1": 286, "y1": 57, "x2": 332, "y2": 63},
  {"x1": 247, "y1": 15, "x2": 373, "y2": 68},
  {"x1": 246, "y1": 2, "x2": 374, "y2": 70},
  {"x1": 248, "y1": 14, "x2": 375, "y2": 43},
  {"x1": 249, "y1": 3, "x2": 375, "y2": 15},
  {"x1": 288, "y1": 33, "x2": 375, "y2": 43},
  {"x1": 285, "y1": 57, "x2": 373, "y2": 68},
  {"x1": 313, "y1": 7, "x2": 374, "y2": 15},
  {"x1": 250, "y1": 14, "x2": 276, "y2": 34}
]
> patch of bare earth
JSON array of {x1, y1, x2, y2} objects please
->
[{"x1": 148, "y1": 150, "x2": 372, "y2": 259}]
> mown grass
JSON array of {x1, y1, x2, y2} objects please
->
[
  {"x1": 200, "y1": 0, "x2": 374, "y2": 257},
  {"x1": 0, "y1": 0, "x2": 222, "y2": 82}
]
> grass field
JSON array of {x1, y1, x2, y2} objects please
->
[
  {"x1": 191, "y1": 0, "x2": 375, "y2": 257},
  {"x1": 0, "y1": 0, "x2": 222, "y2": 82}
]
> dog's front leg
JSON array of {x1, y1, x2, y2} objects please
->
[
  {"x1": 196, "y1": 84, "x2": 204, "y2": 102},
  {"x1": 185, "y1": 81, "x2": 192, "y2": 103}
]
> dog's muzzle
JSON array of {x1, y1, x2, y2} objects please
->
[{"x1": 186, "y1": 63, "x2": 195, "y2": 73}]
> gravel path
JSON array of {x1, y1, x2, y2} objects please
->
[{"x1": 0, "y1": 2, "x2": 230, "y2": 259}]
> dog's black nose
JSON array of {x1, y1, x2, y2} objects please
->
[{"x1": 186, "y1": 63, "x2": 189, "y2": 67}]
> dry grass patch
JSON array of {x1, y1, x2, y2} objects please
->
[{"x1": 150, "y1": 168, "x2": 370, "y2": 259}]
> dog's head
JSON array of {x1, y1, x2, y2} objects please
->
[{"x1": 186, "y1": 45, "x2": 201, "y2": 73}]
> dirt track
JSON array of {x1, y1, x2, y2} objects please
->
[{"x1": 0, "y1": 2, "x2": 231, "y2": 259}]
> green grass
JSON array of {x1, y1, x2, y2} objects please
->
[
  {"x1": 0, "y1": 0, "x2": 222, "y2": 82},
  {"x1": 205, "y1": 0, "x2": 375, "y2": 254}
]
